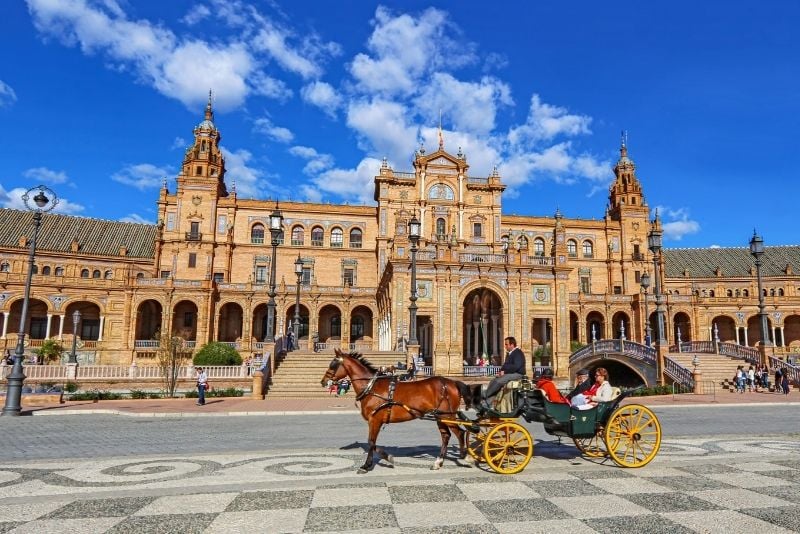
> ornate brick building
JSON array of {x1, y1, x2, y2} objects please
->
[{"x1": 1, "y1": 100, "x2": 798, "y2": 374}]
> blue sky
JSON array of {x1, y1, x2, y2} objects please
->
[{"x1": 2, "y1": 1, "x2": 798, "y2": 248}]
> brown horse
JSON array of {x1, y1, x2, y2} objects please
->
[{"x1": 321, "y1": 349, "x2": 473, "y2": 473}]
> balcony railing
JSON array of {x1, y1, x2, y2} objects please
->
[
  {"x1": 459, "y1": 253, "x2": 508, "y2": 263},
  {"x1": 134, "y1": 340, "x2": 160, "y2": 348},
  {"x1": 527, "y1": 256, "x2": 555, "y2": 266},
  {"x1": 185, "y1": 232, "x2": 202, "y2": 241}
]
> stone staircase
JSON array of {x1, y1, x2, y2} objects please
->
[
  {"x1": 266, "y1": 350, "x2": 408, "y2": 398},
  {"x1": 667, "y1": 352, "x2": 758, "y2": 392}
]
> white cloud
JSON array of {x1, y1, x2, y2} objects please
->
[
  {"x1": 307, "y1": 157, "x2": 381, "y2": 204},
  {"x1": 119, "y1": 213, "x2": 152, "y2": 224},
  {"x1": 220, "y1": 146, "x2": 281, "y2": 198},
  {"x1": 23, "y1": 167, "x2": 69, "y2": 184},
  {"x1": 171, "y1": 137, "x2": 186, "y2": 150},
  {"x1": 301, "y1": 81, "x2": 341, "y2": 118},
  {"x1": 111, "y1": 163, "x2": 170, "y2": 190},
  {"x1": 0, "y1": 185, "x2": 84, "y2": 214},
  {"x1": 508, "y1": 94, "x2": 592, "y2": 146},
  {"x1": 346, "y1": 98, "x2": 417, "y2": 164},
  {"x1": 0, "y1": 80, "x2": 17, "y2": 108},
  {"x1": 180, "y1": 5, "x2": 210, "y2": 26},
  {"x1": 288, "y1": 145, "x2": 334, "y2": 175},
  {"x1": 253, "y1": 117, "x2": 293, "y2": 143},
  {"x1": 654, "y1": 205, "x2": 701, "y2": 241}
]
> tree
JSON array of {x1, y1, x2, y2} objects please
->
[
  {"x1": 34, "y1": 339, "x2": 64, "y2": 364},
  {"x1": 193, "y1": 342, "x2": 242, "y2": 366},
  {"x1": 157, "y1": 334, "x2": 191, "y2": 398}
]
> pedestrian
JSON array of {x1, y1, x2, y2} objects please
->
[
  {"x1": 245, "y1": 357, "x2": 252, "y2": 376},
  {"x1": 196, "y1": 366, "x2": 208, "y2": 406},
  {"x1": 775, "y1": 368, "x2": 783, "y2": 394},
  {"x1": 747, "y1": 366, "x2": 755, "y2": 392},
  {"x1": 781, "y1": 369, "x2": 790, "y2": 395},
  {"x1": 761, "y1": 366, "x2": 770, "y2": 392}
]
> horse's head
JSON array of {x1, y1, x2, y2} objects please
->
[{"x1": 320, "y1": 349, "x2": 348, "y2": 386}]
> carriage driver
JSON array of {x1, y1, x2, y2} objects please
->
[{"x1": 482, "y1": 336, "x2": 526, "y2": 406}]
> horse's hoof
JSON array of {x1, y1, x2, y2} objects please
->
[
  {"x1": 385, "y1": 454, "x2": 395, "y2": 467},
  {"x1": 357, "y1": 467, "x2": 368, "y2": 474},
  {"x1": 430, "y1": 458, "x2": 444, "y2": 470}
]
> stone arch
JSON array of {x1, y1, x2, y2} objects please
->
[
  {"x1": 63, "y1": 301, "x2": 102, "y2": 341},
  {"x1": 611, "y1": 311, "x2": 631, "y2": 339},
  {"x1": 673, "y1": 311, "x2": 692, "y2": 342},
  {"x1": 569, "y1": 310, "x2": 580, "y2": 343},
  {"x1": 217, "y1": 302, "x2": 243, "y2": 342},
  {"x1": 586, "y1": 310, "x2": 605, "y2": 342},
  {"x1": 135, "y1": 299, "x2": 163, "y2": 340},
  {"x1": 7, "y1": 297, "x2": 50, "y2": 339},
  {"x1": 350, "y1": 305, "x2": 374, "y2": 342},
  {"x1": 784, "y1": 314, "x2": 800, "y2": 348},
  {"x1": 284, "y1": 303, "x2": 310, "y2": 340},
  {"x1": 318, "y1": 304, "x2": 342, "y2": 342},
  {"x1": 711, "y1": 315, "x2": 737, "y2": 343},
  {"x1": 746, "y1": 314, "x2": 773, "y2": 347},
  {"x1": 172, "y1": 300, "x2": 198, "y2": 341},
  {"x1": 461, "y1": 286, "x2": 504, "y2": 364},
  {"x1": 252, "y1": 303, "x2": 270, "y2": 342}
]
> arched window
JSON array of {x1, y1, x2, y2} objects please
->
[
  {"x1": 331, "y1": 227, "x2": 343, "y2": 248},
  {"x1": 517, "y1": 235, "x2": 528, "y2": 250},
  {"x1": 726, "y1": 289, "x2": 733, "y2": 297},
  {"x1": 291, "y1": 225, "x2": 304, "y2": 246},
  {"x1": 81, "y1": 269, "x2": 90, "y2": 278},
  {"x1": 311, "y1": 226, "x2": 324, "y2": 246},
  {"x1": 42, "y1": 266, "x2": 51, "y2": 275},
  {"x1": 330, "y1": 315, "x2": 341, "y2": 337},
  {"x1": 533, "y1": 238, "x2": 545, "y2": 256},
  {"x1": 436, "y1": 218, "x2": 446, "y2": 239},
  {"x1": 250, "y1": 223, "x2": 265, "y2": 244},
  {"x1": 104, "y1": 270, "x2": 113, "y2": 279},
  {"x1": 136, "y1": 272, "x2": 144, "y2": 279},
  {"x1": 350, "y1": 316, "x2": 364, "y2": 339},
  {"x1": 743, "y1": 289, "x2": 749, "y2": 297},
  {"x1": 582, "y1": 240, "x2": 594, "y2": 258},
  {"x1": 349, "y1": 228, "x2": 362, "y2": 248},
  {"x1": 92, "y1": 270, "x2": 101, "y2": 279},
  {"x1": 735, "y1": 289, "x2": 741, "y2": 297},
  {"x1": 709, "y1": 290, "x2": 715, "y2": 297},
  {"x1": 0, "y1": 262, "x2": 8, "y2": 272},
  {"x1": 32, "y1": 264, "x2": 38, "y2": 274},
  {"x1": 770, "y1": 288, "x2": 776, "y2": 296},
  {"x1": 778, "y1": 288, "x2": 785, "y2": 296},
  {"x1": 763, "y1": 288, "x2": 768, "y2": 296},
  {"x1": 567, "y1": 240, "x2": 577, "y2": 257},
  {"x1": 55, "y1": 266, "x2": 64, "y2": 276}
]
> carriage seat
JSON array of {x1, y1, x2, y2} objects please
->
[{"x1": 494, "y1": 380, "x2": 523, "y2": 413}]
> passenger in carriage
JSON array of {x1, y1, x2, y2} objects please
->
[
  {"x1": 570, "y1": 367, "x2": 612, "y2": 409},
  {"x1": 535, "y1": 368, "x2": 568, "y2": 404},
  {"x1": 566, "y1": 368, "x2": 592, "y2": 401}
]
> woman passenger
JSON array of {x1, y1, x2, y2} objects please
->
[{"x1": 571, "y1": 367, "x2": 612, "y2": 409}]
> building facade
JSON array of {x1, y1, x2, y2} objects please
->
[{"x1": 1, "y1": 100, "x2": 798, "y2": 374}]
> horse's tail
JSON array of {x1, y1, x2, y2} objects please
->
[{"x1": 455, "y1": 380, "x2": 474, "y2": 410}]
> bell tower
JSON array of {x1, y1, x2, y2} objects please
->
[
  {"x1": 607, "y1": 132, "x2": 646, "y2": 221},
  {"x1": 178, "y1": 90, "x2": 228, "y2": 198}
]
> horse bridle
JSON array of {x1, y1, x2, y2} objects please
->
[{"x1": 322, "y1": 356, "x2": 344, "y2": 384}]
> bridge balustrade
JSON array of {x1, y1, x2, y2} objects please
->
[{"x1": 718, "y1": 343, "x2": 759, "y2": 364}]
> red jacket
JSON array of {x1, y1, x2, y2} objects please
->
[{"x1": 536, "y1": 378, "x2": 568, "y2": 404}]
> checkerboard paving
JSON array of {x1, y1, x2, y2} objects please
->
[{"x1": 2, "y1": 458, "x2": 798, "y2": 534}]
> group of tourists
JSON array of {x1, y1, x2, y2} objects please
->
[{"x1": 733, "y1": 364, "x2": 791, "y2": 394}]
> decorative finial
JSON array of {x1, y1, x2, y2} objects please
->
[
  {"x1": 621, "y1": 129, "x2": 627, "y2": 148},
  {"x1": 381, "y1": 156, "x2": 388, "y2": 169},
  {"x1": 555, "y1": 206, "x2": 562, "y2": 219},
  {"x1": 204, "y1": 89, "x2": 214, "y2": 121},
  {"x1": 491, "y1": 165, "x2": 499, "y2": 178},
  {"x1": 231, "y1": 178, "x2": 236, "y2": 194},
  {"x1": 457, "y1": 146, "x2": 463, "y2": 159},
  {"x1": 162, "y1": 176, "x2": 167, "y2": 190},
  {"x1": 438, "y1": 109, "x2": 444, "y2": 150},
  {"x1": 419, "y1": 141, "x2": 425, "y2": 155}
]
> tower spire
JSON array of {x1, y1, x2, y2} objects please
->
[
  {"x1": 205, "y1": 89, "x2": 214, "y2": 121},
  {"x1": 438, "y1": 109, "x2": 444, "y2": 150}
]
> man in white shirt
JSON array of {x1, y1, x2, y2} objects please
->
[{"x1": 196, "y1": 367, "x2": 208, "y2": 406}]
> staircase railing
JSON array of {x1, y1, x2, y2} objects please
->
[
  {"x1": 718, "y1": 343, "x2": 759, "y2": 364},
  {"x1": 663, "y1": 356, "x2": 693, "y2": 388}
]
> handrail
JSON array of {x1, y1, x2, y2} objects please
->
[
  {"x1": 664, "y1": 356, "x2": 694, "y2": 387},
  {"x1": 569, "y1": 339, "x2": 656, "y2": 365},
  {"x1": 718, "y1": 342, "x2": 759, "y2": 364},
  {"x1": 769, "y1": 356, "x2": 800, "y2": 387}
]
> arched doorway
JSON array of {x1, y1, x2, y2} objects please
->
[
  {"x1": 711, "y1": 315, "x2": 736, "y2": 343},
  {"x1": 135, "y1": 300, "x2": 162, "y2": 340},
  {"x1": 747, "y1": 315, "x2": 773, "y2": 346},
  {"x1": 462, "y1": 288, "x2": 503, "y2": 364},
  {"x1": 285, "y1": 304, "x2": 310, "y2": 341},
  {"x1": 217, "y1": 302, "x2": 243, "y2": 342},
  {"x1": 63, "y1": 302, "x2": 102, "y2": 341},
  {"x1": 318, "y1": 304, "x2": 342, "y2": 343},
  {"x1": 784, "y1": 315, "x2": 800, "y2": 348},
  {"x1": 673, "y1": 312, "x2": 692, "y2": 342},
  {"x1": 611, "y1": 311, "x2": 630, "y2": 339},
  {"x1": 172, "y1": 300, "x2": 198, "y2": 341},
  {"x1": 569, "y1": 311, "x2": 579, "y2": 343},
  {"x1": 349, "y1": 305, "x2": 374, "y2": 344},
  {"x1": 586, "y1": 311, "x2": 605, "y2": 342},
  {"x1": 8, "y1": 298, "x2": 49, "y2": 339}
]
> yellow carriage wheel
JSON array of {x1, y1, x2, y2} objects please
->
[
  {"x1": 483, "y1": 421, "x2": 534, "y2": 474},
  {"x1": 603, "y1": 404, "x2": 661, "y2": 468},
  {"x1": 573, "y1": 433, "x2": 607, "y2": 458}
]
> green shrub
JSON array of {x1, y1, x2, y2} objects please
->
[
  {"x1": 630, "y1": 385, "x2": 673, "y2": 396},
  {"x1": 63, "y1": 381, "x2": 80, "y2": 393},
  {"x1": 193, "y1": 342, "x2": 242, "y2": 366},
  {"x1": 147, "y1": 393, "x2": 162, "y2": 399},
  {"x1": 68, "y1": 390, "x2": 124, "y2": 401},
  {"x1": 184, "y1": 387, "x2": 244, "y2": 399},
  {"x1": 129, "y1": 389, "x2": 148, "y2": 399}
]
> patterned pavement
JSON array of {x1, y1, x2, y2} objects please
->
[{"x1": 0, "y1": 437, "x2": 798, "y2": 533}]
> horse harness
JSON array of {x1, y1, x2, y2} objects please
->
[{"x1": 355, "y1": 374, "x2": 456, "y2": 423}]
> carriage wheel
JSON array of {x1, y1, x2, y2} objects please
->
[
  {"x1": 464, "y1": 421, "x2": 494, "y2": 463},
  {"x1": 603, "y1": 404, "x2": 661, "y2": 468},
  {"x1": 483, "y1": 421, "x2": 533, "y2": 474},
  {"x1": 573, "y1": 433, "x2": 607, "y2": 458}
]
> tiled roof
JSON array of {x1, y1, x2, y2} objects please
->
[
  {"x1": 0, "y1": 209, "x2": 156, "y2": 259},
  {"x1": 664, "y1": 246, "x2": 800, "y2": 278}
]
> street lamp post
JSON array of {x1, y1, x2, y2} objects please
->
[
  {"x1": 408, "y1": 215, "x2": 421, "y2": 346},
  {"x1": 640, "y1": 271, "x2": 651, "y2": 347},
  {"x1": 265, "y1": 205, "x2": 283, "y2": 343},
  {"x1": 749, "y1": 231, "x2": 772, "y2": 366},
  {"x1": 648, "y1": 215, "x2": 668, "y2": 384},
  {"x1": 293, "y1": 254, "x2": 303, "y2": 350},
  {"x1": 2, "y1": 185, "x2": 58, "y2": 416},
  {"x1": 69, "y1": 310, "x2": 81, "y2": 364}
]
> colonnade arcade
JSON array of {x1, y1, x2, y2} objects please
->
[
  {"x1": 462, "y1": 288, "x2": 504, "y2": 363},
  {"x1": 0, "y1": 297, "x2": 105, "y2": 341}
]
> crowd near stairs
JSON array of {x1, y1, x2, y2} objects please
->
[
  {"x1": 266, "y1": 350, "x2": 407, "y2": 398},
  {"x1": 668, "y1": 352, "x2": 777, "y2": 392}
]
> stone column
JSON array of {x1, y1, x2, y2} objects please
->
[
  {"x1": 491, "y1": 314, "x2": 500, "y2": 356},
  {"x1": 58, "y1": 314, "x2": 64, "y2": 338},
  {"x1": 98, "y1": 315, "x2": 105, "y2": 341},
  {"x1": 1, "y1": 312, "x2": 8, "y2": 338},
  {"x1": 464, "y1": 323, "x2": 471, "y2": 360},
  {"x1": 45, "y1": 314, "x2": 52, "y2": 339},
  {"x1": 743, "y1": 329, "x2": 748, "y2": 346},
  {"x1": 472, "y1": 321, "x2": 479, "y2": 359}
]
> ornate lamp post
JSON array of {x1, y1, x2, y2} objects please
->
[
  {"x1": 749, "y1": 231, "x2": 772, "y2": 366},
  {"x1": 408, "y1": 214, "x2": 421, "y2": 346},
  {"x1": 265, "y1": 204, "x2": 283, "y2": 343},
  {"x1": 68, "y1": 310, "x2": 81, "y2": 364},
  {"x1": 293, "y1": 254, "x2": 303, "y2": 349},
  {"x1": 647, "y1": 214, "x2": 668, "y2": 384},
  {"x1": 640, "y1": 271, "x2": 652, "y2": 346},
  {"x1": 2, "y1": 185, "x2": 58, "y2": 416}
]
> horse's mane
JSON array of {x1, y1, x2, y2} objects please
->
[{"x1": 345, "y1": 351, "x2": 379, "y2": 374}]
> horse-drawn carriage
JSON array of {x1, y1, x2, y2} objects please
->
[{"x1": 322, "y1": 351, "x2": 662, "y2": 475}]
